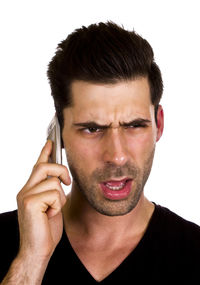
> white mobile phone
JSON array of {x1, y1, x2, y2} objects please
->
[{"x1": 47, "y1": 115, "x2": 62, "y2": 164}]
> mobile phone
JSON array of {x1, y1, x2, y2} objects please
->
[{"x1": 47, "y1": 114, "x2": 62, "y2": 164}]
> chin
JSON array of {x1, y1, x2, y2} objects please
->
[{"x1": 89, "y1": 197, "x2": 140, "y2": 217}]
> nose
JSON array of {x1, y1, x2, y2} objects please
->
[{"x1": 102, "y1": 129, "x2": 128, "y2": 166}]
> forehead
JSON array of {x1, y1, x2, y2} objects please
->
[{"x1": 64, "y1": 77, "x2": 153, "y2": 124}]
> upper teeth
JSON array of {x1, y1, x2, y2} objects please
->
[{"x1": 105, "y1": 182, "x2": 125, "y2": 190}]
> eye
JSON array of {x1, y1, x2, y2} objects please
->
[
  {"x1": 130, "y1": 123, "x2": 140, "y2": 128},
  {"x1": 125, "y1": 123, "x2": 146, "y2": 129},
  {"x1": 82, "y1": 127, "x2": 102, "y2": 134}
]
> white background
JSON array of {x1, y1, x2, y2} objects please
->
[{"x1": 0, "y1": 0, "x2": 199, "y2": 225}]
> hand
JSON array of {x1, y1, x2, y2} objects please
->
[{"x1": 17, "y1": 140, "x2": 71, "y2": 261}]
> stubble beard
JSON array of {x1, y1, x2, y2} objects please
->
[{"x1": 66, "y1": 148, "x2": 155, "y2": 216}]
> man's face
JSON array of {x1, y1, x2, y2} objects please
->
[{"x1": 62, "y1": 78, "x2": 163, "y2": 216}]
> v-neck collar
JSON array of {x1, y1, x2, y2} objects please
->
[{"x1": 58, "y1": 203, "x2": 160, "y2": 283}]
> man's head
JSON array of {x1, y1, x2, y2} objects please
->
[
  {"x1": 47, "y1": 21, "x2": 163, "y2": 133},
  {"x1": 47, "y1": 21, "x2": 164, "y2": 216}
]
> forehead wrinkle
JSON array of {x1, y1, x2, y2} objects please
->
[
  {"x1": 86, "y1": 107, "x2": 132, "y2": 123},
  {"x1": 78, "y1": 108, "x2": 152, "y2": 125}
]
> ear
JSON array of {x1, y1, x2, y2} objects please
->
[{"x1": 156, "y1": 105, "x2": 164, "y2": 142}]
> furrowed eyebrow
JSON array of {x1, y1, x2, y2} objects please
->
[
  {"x1": 73, "y1": 121, "x2": 112, "y2": 129},
  {"x1": 73, "y1": 118, "x2": 151, "y2": 129},
  {"x1": 120, "y1": 118, "x2": 151, "y2": 127}
]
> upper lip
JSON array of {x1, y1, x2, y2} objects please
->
[{"x1": 102, "y1": 177, "x2": 132, "y2": 184}]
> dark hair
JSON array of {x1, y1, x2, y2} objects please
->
[{"x1": 47, "y1": 21, "x2": 163, "y2": 134}]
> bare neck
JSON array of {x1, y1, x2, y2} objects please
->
[{"x1": 62, "y1": 186, "x2": 155, "y2": 243}]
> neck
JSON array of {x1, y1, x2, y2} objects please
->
[{"x1": 62, "y1": 184, "x2": 155, "y2": 242}]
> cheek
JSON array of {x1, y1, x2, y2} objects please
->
[
  {"x1": 127, "y1": 131, "x2": 155, "y2": 162},
  {"x1": 137, "y1": 132, "x2": 155, "y2": 147},
  {"x1": 67, "y1": 139, "x2": 99, "y2": 167},
  {"x1": 129, "y1": 130, "x2": 155, "y2": 147}
]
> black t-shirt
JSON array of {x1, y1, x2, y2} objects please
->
[{"x1": 0, "y1": 204, "x2": 199, "y2": 284}]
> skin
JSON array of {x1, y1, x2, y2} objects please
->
[
  {"x1": 1, "y1": 77, "x2": 164, "y2": 284},
  {"x1": 61, "y1": 77, "x2": 164, "y2": 280},
  {"x1": 62, "y1": 77, "x2": 163, "y2": 217}
]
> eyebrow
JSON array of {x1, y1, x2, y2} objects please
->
[
  {"x1": 73, "y1": 118, "x2": 151, "y2": 129},
  {"x1": 120, "y1": 118, "x2": 151, "y2": 127}
]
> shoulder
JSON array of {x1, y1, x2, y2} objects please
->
[
  {"x1": 155, "y1": 204, "x2": 200, "y2": 234},
  {"x1": 153, "y1": 204, "x2": 200, "y2": 252},
  {"x1": 0, "y1": 209, "x2": 19, "y2": 247},
  {"x1": 0, "y1": 209, "x2": 19, "y2": 232},
  {"x1": 0, "y1": 209, "x2": 19, "y2": 245},
  {"x1": 147, "y1": 204, "x2": 200, "y2": 281},
  {"x1": 0, "y1": 209, "x2": 18, "y2": 221},
  {"x1": 0, "y1": 210, "x2": 20, "y2": 281}
]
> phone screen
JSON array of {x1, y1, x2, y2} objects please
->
[{"x1": 47, "y1": 115, "x2": 62, "y2": 164}]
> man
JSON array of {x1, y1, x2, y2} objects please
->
[{"x1": 0, "y1": 22, "x2": 199, "y2": 284}]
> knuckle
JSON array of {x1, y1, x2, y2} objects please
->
[
  {"x1": 51, "y1": 177, "x2": 61, "y2": 187},
  {"x1": 17, "y1": 188, "x2": 26, "y2": 202},
  {"x1": 51, "y1": 189, "x2": 61, "y2": 200},
  {"x1": 62, "y1": 165, "x2": 69, "y2": 174},
  {"x1": 21, "y1": 195, "x2": 34, "y2": 210},
  {"x1": 16, "y1": 191, "x2": 22, "y2": 202},
  {"x1": 33, "y1": 162, "x2": 46, "y2": 172}
]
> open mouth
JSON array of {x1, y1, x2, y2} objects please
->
[{"x1": 100, "y1": 178, "x2": 133, "y2": 200}]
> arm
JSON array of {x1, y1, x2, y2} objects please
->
[
  {"x1": 1, "y1": 254, "x2": 49, "y2": 285},
  {"x1": 1, "y1": 140, "x2": 71, "y2": 284}
]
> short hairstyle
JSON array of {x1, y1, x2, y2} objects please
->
[{"x1": 47, "y1": 21, "x2": 163, "y2": 134}]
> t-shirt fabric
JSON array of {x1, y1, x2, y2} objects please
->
[{"x1": 0, "y1": 204, "x2": 199, "y2": 284}]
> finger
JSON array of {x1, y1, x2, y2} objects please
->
[
  {"x1": 21, "y1": 177, "x2": 66, "y2": 206},
  {"x1": 26, "y1": 163, "x2": 71, "y2": 189},
  {"x1": 35, "y1": 140, "x2": 53, "y2": 165},
  {"x1": 21, "y1": 190, "x2": 65, "y2": 219}
]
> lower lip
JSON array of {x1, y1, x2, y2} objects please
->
[{"x1": 100, "y1": 180, "x2": 132, "y2": 200}]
